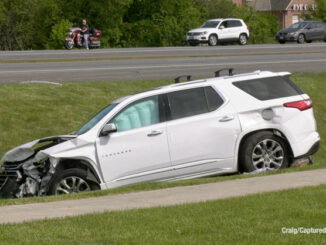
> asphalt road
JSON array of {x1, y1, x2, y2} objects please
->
[{"x1": 0, "y1": 43, "x2": 326, "y2": 83}]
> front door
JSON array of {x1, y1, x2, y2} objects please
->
[
  {"x1": 96, "y1": 95, "x2": 171, "y2": 187},
  {"x1": 165, "y1": 86, "x2": 241, "y2": 177},
  {"x1": 218, "y1": 21, "x2": 231, "y2": 40}
]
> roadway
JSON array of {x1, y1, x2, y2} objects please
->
[{"x1": 0, "y1": 43, "x2": 325, "y2": 83}]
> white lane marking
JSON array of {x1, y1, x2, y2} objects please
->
[
  {"x1": 0, "y1": 44, "x2": 326, "y2": 56},
  {"x1": 0, "y1": 59, "x2": 325, "y2": 73},
  {"x1": 20, "y1": 81, "x2": 62, "y2": 86}
]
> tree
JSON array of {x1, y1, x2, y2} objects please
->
[
  {"x1": 196, "y1": 0, "x2": 237, "y2": 19},
  {"x1": 121, "y1": 0, "x2": 202, "y2": 47},
  {"x1": 305, "y1": 0, "x2": 326, "y2": 22}
]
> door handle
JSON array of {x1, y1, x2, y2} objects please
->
[
  {"x1": 219, "y1": 115, "x2": 234, "y2": 122},
  {"x1": 147, "y1": 130, "x2": 163, "y2": 137}
]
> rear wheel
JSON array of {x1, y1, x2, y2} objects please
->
[
  {"x1": 208, "y1": 34, "x2": 218, "y2": 46},
  {"x1": 297, "y1": 34, "x2": 305, "y2": 44},
  {"x1": 239, "y1": 131, "x2": 289, "y2": 172},
  {"x1": 238, "y1": 34, "x2": 248, "y2": 45},
  {"x1": 48, "y1": 168, "x2": 99, "y2": 195}
]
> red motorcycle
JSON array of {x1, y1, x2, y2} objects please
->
[{"x1": 65, "y1": 26, "x2": 102, "y2": 50}]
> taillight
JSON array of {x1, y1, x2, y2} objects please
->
[{"x1": 283, "y1": 99, "x2": 312, "y2": 111}]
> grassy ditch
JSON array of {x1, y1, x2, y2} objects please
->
[{"x1": 0, "y1": 73, "x2": 324, "y2": 206}]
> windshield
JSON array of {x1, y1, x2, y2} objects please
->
[
  {"x1": 288, "y1": 22, "x2": 308, "y2": 29},
  {"x1": 75, "y1": 103, "x2": 118, "y2": 135},
  {"x1": 201, "y1": 21, "x2": 220, "y2": 28}
]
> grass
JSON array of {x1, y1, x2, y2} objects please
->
[
  {"x1": 1, "y1": 184, "x2": 326, "y2": 244},
  {"x1": 1, "y1": 49, "x2": 325, "y2": 64},
  {"x1": 0, "y1": 73, "x2": 325, "y2": 206}
]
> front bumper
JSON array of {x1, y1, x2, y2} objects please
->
[
  {"x1": 276, "y1": 34, "x2": 299, "y2": 42},
  {"x1": 186, "y1": 35, "x2": 208, "y2": 43}
]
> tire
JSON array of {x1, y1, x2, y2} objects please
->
[
  {"x1": 297, "y1": 34, "x2": 305, "y2": 44},
  {"x1": 65, "y1": 40, "x2": 74, "y2": 50},
  {"x1": 47, "y1": 168, "x2": 99, "y2": 195},
  {"x1": 208, "y1": 34, "x2": 218, "y2": 46},
  {"x1": 239, "y1": 131, "x2": 289, "y2": 173},
  {"x1": 238, "y1": 34, "x2": 247, "y2": 45},
  {"x1": 278, "y1": 41, "x2": 286, "y2": 44}
]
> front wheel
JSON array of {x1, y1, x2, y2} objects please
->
[
  {"x1": 65, "y1": 40, "x2": 74, "y2": 50},
  {"x1": 297, "y1": 34, "x2": 305, "y2": 44},
  {"x1": 239, "y1": 131, "x2": 289, "y2": 172},
  {"x1": 238, "y1": 34, "x2": 248, "y2": 45},
  {"x1": 208, "y1": 34, "x2": 218, "y2": 46},
  {"x1": 48, "y1": 168, "x2": 99, "y2": 195}
]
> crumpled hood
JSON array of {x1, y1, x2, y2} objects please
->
[
  {"x1": 188, "y1": 28, "x2": 212, "y2": 33},
  {"x1": 1, "y1": 135, "x2": 77, "y2": 163}
]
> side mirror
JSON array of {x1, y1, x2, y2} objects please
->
[
  {"x1": 101, "y1": 123, "x2": 117, "y2": 136},
  {"x1": 219, "y1": 25, "x2": 225, "y2": 30}
]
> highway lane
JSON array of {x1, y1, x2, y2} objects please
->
[{"x1": 0, "y1": 44, "x2": 325, "y2": 83}]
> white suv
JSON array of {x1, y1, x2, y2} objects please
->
[
  {"x1": 0, "y1": 69, "x2": 320, "y2": 198},
  {"x1": 187, "y1": 18, "x2": 249, "y2": 46}
]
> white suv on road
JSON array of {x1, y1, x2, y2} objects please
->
[
  {"x1": 0, "y1": 69, "x2": 320, "y2": 198},
  {"x1": 187, "y1": 18, "x2": 249, "y2": 46}
]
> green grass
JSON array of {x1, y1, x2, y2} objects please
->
[
  {"x1": 1, "y1": 184, "x2": 326, "y2": 244},
  {"x1": 0, "y1": 73, "x2": 325, "y2": 206}
]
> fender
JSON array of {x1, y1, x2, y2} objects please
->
[{"x1": 233, "y1": 126, "x2": 293, "y2": 171}]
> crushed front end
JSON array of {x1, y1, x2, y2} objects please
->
[{"x1": 0, "y1": 136, "x2": 75, "y2": 198}]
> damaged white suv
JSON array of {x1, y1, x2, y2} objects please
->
[{"x1": 0, "y1": 69, "x2": 320, "y2": 198}]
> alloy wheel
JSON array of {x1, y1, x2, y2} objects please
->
[
  {"x1": 239, "y1": 34, "x2": 247, "y2": 45},
  {"x1": 55, "y1": 176, "x2": 91, "y2": 195},
  {"x1": 297, "y1": 34, "x2": 305, "y2": 44},
  {"x1": 251, "y1": 139, "x2": 284, "y2": 169},
  {"x1": 209, "y1": 35, "x2": 217, "y2": 46}
]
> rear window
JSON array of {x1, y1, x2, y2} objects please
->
[{"x1": 232, "y1": 76, "x2": 303, "y2": 101}]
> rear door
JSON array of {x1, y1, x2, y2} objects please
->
[
  {"x1": 305, "y1": 23, "x2": 318, "y2": 40},
  {"x1": 228, "y1": 20, "x2": 242, "y2": 39},
  {"x1": 315, "y1": 22, "x2": 326, "y2": 39},
  {"x1": 166, "y1": 86, "x2": 241, "y2": 178}
]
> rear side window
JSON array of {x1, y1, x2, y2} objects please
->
[
  {"x1": 229, "y1": 20, "x2": 242, "y2": 27},
  {"x1": 233, "y1": 76, "x2": 303, "y2": 101},
  {"x1": 167, "y1": 87, "x2": 223, "y2": 120}
]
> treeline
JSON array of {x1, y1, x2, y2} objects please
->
[{"x1": 0, "y1": 0, "x2": 322, "y2": 50}]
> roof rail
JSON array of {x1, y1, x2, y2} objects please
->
[
  {"x1": 215, "y1": 68, "x2": 234, "y2": 77},
  {"x1": 174, "y1": 75, "x2": 192, "y2": 84}
]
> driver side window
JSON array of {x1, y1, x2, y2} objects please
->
[
  {"x1": 220, "y1": 21, "x2": 228, "y2": 29},
  {"x1": 111, "y1": 96, "x2": 160, "y2": 132}
]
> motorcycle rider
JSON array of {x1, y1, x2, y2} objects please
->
[{"x1": 80, "y1": 19, "x2": 89, "y2": 50}]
